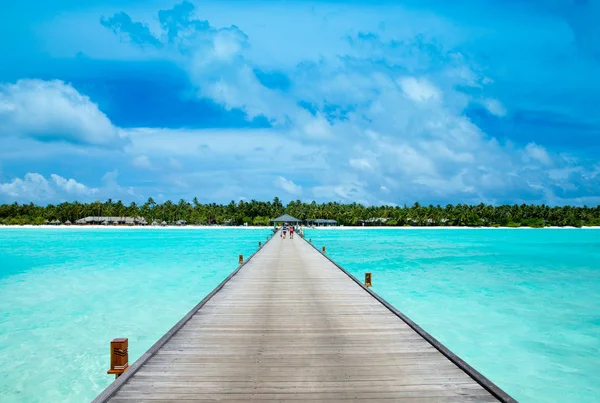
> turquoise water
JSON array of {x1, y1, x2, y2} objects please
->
[
  {"x1": 305, "y1": 228, "x2": 600, "y2": 403},
  {"x1": 0, "y1": 228, "x2": 269, "y2": 402},
  {"x1": 1, "y1": 228, "x2": 599, "y2": 402}
]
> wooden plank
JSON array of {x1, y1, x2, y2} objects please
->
[{"x1": 94, "y1": 233, "x2": 515, "y2": 403}]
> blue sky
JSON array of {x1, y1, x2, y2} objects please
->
[{"x1": 1, "y1": 0, "x2": 599, "y2": 206}]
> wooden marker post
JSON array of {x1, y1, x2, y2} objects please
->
[
  {"x1": 107, "y1": 338, "x2": 129, "y2": 379},
  {"x1": 258, "y1": 241, "x2": 262, "y2": 247},
  {"x1": 309, "y1": 238, "x2": 312, "y2": 243},
  {"x1": 365, "y1": 272, "x2": 372, "y2": 287},
  {"x1": 239, "y1": 254, "x2": 243, "y2": 264},
  {"x1": 322, "y1": 246, "x2": 326, "y2": 254}
]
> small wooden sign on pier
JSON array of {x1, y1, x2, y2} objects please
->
[{"x1": 107, "y1": 338, "x2": 129, "y2": 379}]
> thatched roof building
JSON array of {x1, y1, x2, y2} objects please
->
[{"x1": 75, "y1": 216, "x2": 148, "y2": 225}]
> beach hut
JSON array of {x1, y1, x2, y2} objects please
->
[
  {"x1": 51, "y1": 219, "x2": 60, "y2": 225},
  {"x1": 161, "y1": 221, "x2": 167, "y2": 226},
  {"x1": 64, "y1": 220, "x2": 72, "y2": 226},
  {"x1": 175, "y1": 220, "x2": 187, "y2": 226},
  {"x1": 151, "y1": 220, "x2": 160, "y2": 226}
]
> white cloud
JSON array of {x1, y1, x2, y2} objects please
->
[
  {"x1": 0, "y1": 79, "x2": 124, "y2": 147},
  {"x1": 398, "y1": 77, "x2": 441, "y2": 103},
  {"x1": 0, "y1": 173, "x2": 97, "y2": 202},
  {"x1": 525, "y1": 142, "x2": 552, "y2": 165},
  {"x1": 274, "y1": 176, "x2": 302, "y2": 195},
  {"x1": 302, "y1": 115, "x2": 334, "y2": 138},
  {"x1": 50, "y1": 174, "x2": 95, "y2": 195},
  {"x1": 0, "y1": 173, "x2": 53, "y2": 200},
  {"x1": 312, "y1": 182, "x2": 369, "y2": 204},
  {"x1": 101, "y1": 170, "x2": 139, "y2": 198},
  {"x1": 131, "y1": 155, "x2": 152, "y2": 170},
  {"x1": 483, "y1": 98, "x2": 507, "y2": 117}
]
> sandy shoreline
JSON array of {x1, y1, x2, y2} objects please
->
[{"x1": 0, "y1": 225, "x2": 598, "y2": 230}]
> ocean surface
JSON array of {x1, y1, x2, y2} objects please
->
[
  {"x1": 0, "y1": 228, "x2": 599, "y2": 402},
  {"x1": 304, "y1": 228, "x2": 600, "y2": 403},
  {"x1": 0, "y1": 228, "x2": 270, "y2": 402}
]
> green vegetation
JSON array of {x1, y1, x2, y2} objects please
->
[{"x1": 0, "y1": 198, "x2": 598, "y2": 227}]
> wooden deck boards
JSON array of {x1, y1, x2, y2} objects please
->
[{"x1": 96, "y1": 234, "x2": 514, "y2": 402}]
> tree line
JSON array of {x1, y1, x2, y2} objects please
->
[{"x1": 1, "y1": 197, "x2": 599, "y2": 227}]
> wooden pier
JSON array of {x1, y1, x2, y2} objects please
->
[{"x1": 94, "y1": 234, "x2": 516, "y2": 402}]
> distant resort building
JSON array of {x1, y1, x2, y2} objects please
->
[
  {"x1": 358, "y1": 218, "x2": 389, "y2": 226},
  {"x1": 305, "y1": 219, "x2": 337, "y2": 227},
  {"x1": 74, "y1": 216, "x2": 148, "y2": 226},
  {"x1": 270, "y1": 214, "x2": 338, "y2": 227}
]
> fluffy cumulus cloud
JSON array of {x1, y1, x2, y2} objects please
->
[
  {"x1": 0, "y1": 80, "x2": 124, "y2": 147},
  {"x1": 0, "y1": 173, "x2": 96, "y2": 202},
  {"x1": 0, "y1": 171, "x2": 143, "y2": 203}
]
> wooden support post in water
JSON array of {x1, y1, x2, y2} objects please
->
[
  {"x1": 258, "y1": 241, "x2": 262, "y2": 247},
  {"x1": 322, "y1": 246, "x2": 326, "y2": 254},
  {"x1": 239, "y1": 254, "x2": 243, "y2": 264},
  {"x1": 365, "y1": 272, "x2": 372, "y2": 287},
  {"x1": 309, "y1": 238, "x2": 312, "y2": 243},
  {"x1": 107, "y1": 338, "x2": 129, "y2": 379}
]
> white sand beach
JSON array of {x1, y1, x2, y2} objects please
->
[{"x1": 0, "y1": 225, "x2": 597, "y2": 230}]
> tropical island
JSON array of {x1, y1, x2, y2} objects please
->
[{"x1": 0, "y1": 198, "x2": 599, "y2": 227}]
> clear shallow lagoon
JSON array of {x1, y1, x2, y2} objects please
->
[
  {"x1": 0, "y1": 228, "x2": 269, "y2": 402},
  {"x1": 305, "y1": 228, "x2": 600, "y2": 403}
]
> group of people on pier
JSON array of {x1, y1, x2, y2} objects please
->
[{"x1": 281, "y1": 223, "x2": 300, "y2": 239}]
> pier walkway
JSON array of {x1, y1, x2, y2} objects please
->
[{"x1": 95, "y1": 234, "x2": 514, "y2": 402}]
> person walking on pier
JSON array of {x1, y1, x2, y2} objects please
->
[
  {"x1": 290, "y1": 225, "x2": 294, "y2": 239},
  {"x1": 282, "y1": 223, "x2": 288, "y2": 239}
]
